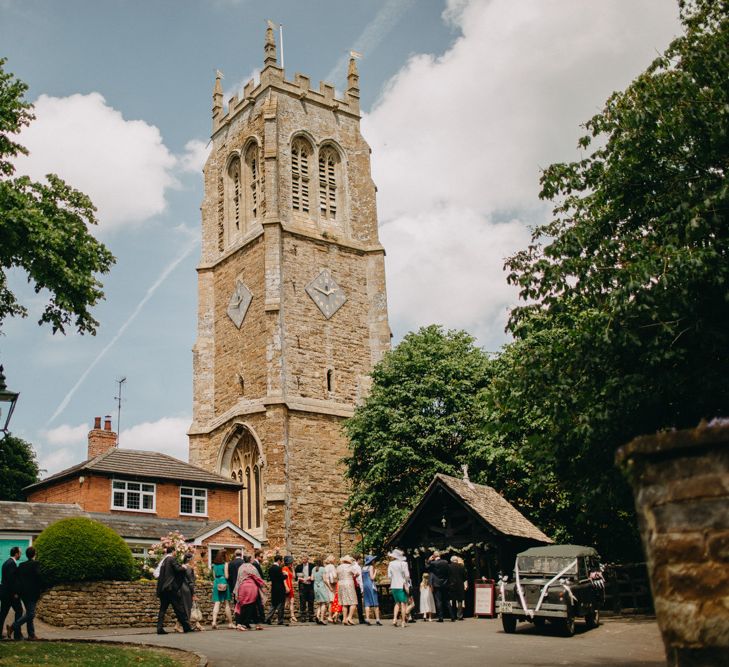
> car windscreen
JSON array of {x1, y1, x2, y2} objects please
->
[{"x1": 517, "y1": 555, "x2": 578, "y2": 576}]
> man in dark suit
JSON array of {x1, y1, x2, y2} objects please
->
[
  {"x1": 427, "y1": 552, "x2": 453, "y2": 622},
  {"x1": 0, "y1": 546, "x2": 22, "y2": 640},
  {"x1": 228, "y1": 549, "x2": 244, "y2": 600},
  {"x1": 265, "y1": 555, "x2": 286, "y2": 625},
  {"x1": 156, "y1": 546, "x2": 193, "y2": 634},
  {"x1": 448, "y1": 556, "x2": 467, "y2": 620},
  {"x1": 294, "y1": 555, "x2": 315, "y2": 623},
  {"x1": 11, "y1": 547, "x2": 42, "y2": 640}
]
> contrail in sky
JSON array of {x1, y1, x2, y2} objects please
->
[
  {"x1": 47, "y1": 235, "x2": 199, "y2": 425},
  {"x1": 325, "y1": 0, "x2": 415, "y2": 86}
]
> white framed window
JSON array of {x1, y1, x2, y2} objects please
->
[
  {"x1": 180, "y1": 486, "x2": 208, "y2": 516},
  {"x1": 111, "y1": 479, "x2": 156, "y2": 513}
]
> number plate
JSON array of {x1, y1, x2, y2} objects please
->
[{"x1": 500, "y1": 601, "x2": 513, "y2": 613}]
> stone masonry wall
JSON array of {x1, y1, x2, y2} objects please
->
[{"x1": 37, "y1": 580, "x2": 215, "y2": 629}]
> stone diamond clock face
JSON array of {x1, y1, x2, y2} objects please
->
[
  {"x1": 227, "y1": 280, "x2": 253, "y2": 328},
  {"x1": 306, "y1": 269, "x2": 346, "y2": 319}
]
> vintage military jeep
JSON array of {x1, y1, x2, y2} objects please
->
[{"x1": 496, "y1": 544, "x2": 605, "y2": 636}]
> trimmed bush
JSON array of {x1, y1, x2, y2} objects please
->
[{"x1": 34, "y1": 517, "x2": 135, "y2": 585}]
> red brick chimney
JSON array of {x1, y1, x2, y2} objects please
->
[{"x1": 87, "y1": 415, "x2": 117, "y2": 459}]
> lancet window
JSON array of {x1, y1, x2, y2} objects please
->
[
  {"x1": 291, "y1": 137, "x2": 312, "y2": 215},
  {"x1": 318, "y1": 146, "x2": 339, "y2": 220}
]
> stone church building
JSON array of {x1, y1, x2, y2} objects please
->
[{"x1": 188, "y1": 26, "x2": 391, "y2": 556}]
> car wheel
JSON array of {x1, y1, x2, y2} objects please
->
[
  {"x1": 502, "y1": 614, "x2": 517, "y2": 634},
  {"x1": 585, "y1": 608, "x2": 600, "y2": 629},
  {"x1": 561, "y1": 614, "x2": 576, "y2": 637}
]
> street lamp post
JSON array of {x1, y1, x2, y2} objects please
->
[{"x1": 0, "y1": 365, "x2": 20, "y2": 439}]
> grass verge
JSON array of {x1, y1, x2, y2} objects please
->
[{"x1": 0, "y1": 640, "x2": 193, "y2": 666}]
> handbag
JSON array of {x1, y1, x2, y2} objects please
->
[
  {"x1": 217, "y1": 582, "x2": 228, "y2": 592},
  {"x1": 190, "y1": 602, "x2": 203, "y2": 623}
]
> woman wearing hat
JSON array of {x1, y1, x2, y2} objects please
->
[
  {"x1": 282, "y1": 555, "x2": 297, "y2": 624},
  {"x1": 336, "y1": 555, "x2": 358, "y2": 625},
  {"x1": 387, "y1": 549, "x2": 411, "y2": 627},
  {"x1": 362, "y1": 555, "x2": 382, "y2": 626}
]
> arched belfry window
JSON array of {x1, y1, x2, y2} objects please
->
[
  {"x1": 227, "y1": 156, "x2": 242, "y2": 232},
  {"x1": 228, "y1": 430, "x2": 263, "y2": 531},
  {"x1": 291, "y1": 137, "x2": 312, "y2": 215},
  {"x1": 244, "y1": 143, "x2": 264, "y2": 224},
  {"x1": 318, "y1": 146, "x2": 340, "y2": 220}
]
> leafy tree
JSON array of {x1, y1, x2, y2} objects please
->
[
  {"x1": 344, "y1": 325, "x2": 502, "y2": 549},
  {"x1": 0, "y1": 434, "x2": 40, "y2": 501},
  {"x1": 497, "y1": 0, "x2": 729, "y2": 560},
  {"x1": 34, "y1": 517, "x2": 136, "y2": 585},
  {"x1": 0, "y1": 58, "x2": 115, "y2": 335}
]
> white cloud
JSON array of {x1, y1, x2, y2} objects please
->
[
  {"x1": 14, "y1": 92, "x2": 178, "y2": 230},
  {"x1": 364, "y1": 0, "x2": 680, "y2": 348},
  {"x1": 120, "y1": 416, "x2": 190, "y2": 462},
  {"x1": 381, "y1": 207, "x2": 530, "y2": 349},
  {"x1": 37, "y1": 416, "x2": 190, "y2": 476},
  {"x1": 43, "y1": 422, "x2": 88, "y2": 446},
  {"x1": 37, "y1": 422, "x2": 89, "y2": 476},
  {"x1": 178, "y1": 139, "x2": 210, "y2": 173}
]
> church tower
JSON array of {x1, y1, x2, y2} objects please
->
[{"x1": 189, "y1": 27, "x2": 390, "y2": 555}]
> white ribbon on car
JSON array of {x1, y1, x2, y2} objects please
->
[{"x1": 514, "y1": 558, "x2": 579, "y2": 619}]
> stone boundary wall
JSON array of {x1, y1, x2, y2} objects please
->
[{"x1": 37, "y1": 580, "x2": 216, "y2": 629}]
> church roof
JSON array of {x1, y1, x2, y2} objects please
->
[
  {"x1": 386, "y1": 473, "x2": 552, "y2": 548},
  {"x1": 24, "y1": 448, "x2": 242, "y2": 492}
]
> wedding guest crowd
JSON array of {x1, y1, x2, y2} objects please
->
[{"x1": 1, "y1": 541, "x2": 472, "y2": 639}]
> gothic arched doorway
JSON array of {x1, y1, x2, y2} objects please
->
[{"x1": 218, "y1": 424, "x2": 264, "y2": 536}]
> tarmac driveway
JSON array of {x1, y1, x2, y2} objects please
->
[{"x1": 77, "y1": 616, "x2": 666, "y2": 667}]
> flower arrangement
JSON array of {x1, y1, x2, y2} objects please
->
[{"x1": 138, "y1": 531, "x2": 191, "y2": 578}]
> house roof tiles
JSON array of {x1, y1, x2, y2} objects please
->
[{"x1": 24, "y1": 448, "x2": 242, "y2": 492}]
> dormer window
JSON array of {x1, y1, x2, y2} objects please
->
[
  {"x1": 180, "y1": 486, "x2": 208, "y2": 516},
  {"x1": 111, "y1": 479, "x2": 156, "y2": 513}
]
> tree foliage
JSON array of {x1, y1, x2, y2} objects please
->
[
  {"x1": 34, "y1": 517, "x2": 136, "y2": 585},
  {"x1": 344, "y1": 326, "x2": 499, "y2": 549},
  {"x1": 345, "y1": 1, "x2": 728, "y2": 562},
  {"x1": 0, "y1": 434, "x2": 40, "y2": 501},
  {"x1": 496, "y1": 0, "x2": 729, "y2": 559},
  {"x1": 0, "y1": 58, "x2": 115, "y2": 335}
]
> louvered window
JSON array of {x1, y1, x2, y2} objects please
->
[
  {"x1": 291, "y1": 138, "x2": 312, "y2": 214},
  {"x1": 319, "y1": 147, "x2": 339, "y2": 219},
  {"x1": 245, "y1": 144, "x2": 264, "y2": 223}
]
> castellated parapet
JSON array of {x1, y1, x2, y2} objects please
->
[{"x1": 190, "y1": 26, "x2": 390, "y2": 557}]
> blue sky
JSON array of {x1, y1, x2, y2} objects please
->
[{"x1": 0, "y1": 0, "x2": 680, "y2": 475}]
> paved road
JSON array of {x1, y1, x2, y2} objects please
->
[{"x1": 44, "y1": 617, "x2": 666, "y2": 667}]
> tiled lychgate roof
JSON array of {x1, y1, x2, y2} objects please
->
[
  {"x1": 24, "y1": 448, "x2": 242, "y2": 492},
  {"x1": 435, "y1": 473, "x2": 553, "y2": 543}
]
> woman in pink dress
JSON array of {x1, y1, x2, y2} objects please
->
[
  {"x1": 336, "y1": 555, "x2": 358, "y2": 625},
  {"x1": 234, "y1": 556, "x2": 266, "y2": 630}
]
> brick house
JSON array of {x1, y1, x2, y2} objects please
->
[{"x1": 2, "y1": 417, "x2": 261, "y2": 564}]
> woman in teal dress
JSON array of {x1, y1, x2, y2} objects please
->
[
  {"x1": 211, "y1": 551, "x2": 234, "y2": 629},
  {"x1": 313, "y1": 559, "x2": 329, "y2": 625}
]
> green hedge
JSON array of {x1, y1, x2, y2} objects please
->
[{"x1": 34, "y1": 517, "x2": 136, "y2": 585}]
